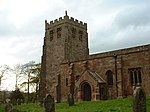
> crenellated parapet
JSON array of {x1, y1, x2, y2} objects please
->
[{"x1": 45, "y1": 14, "x2": 87, "y2": 30}]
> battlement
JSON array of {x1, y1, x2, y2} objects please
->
[{"x1": 45, "y1": 13, "x2": 87, "y2": 30}]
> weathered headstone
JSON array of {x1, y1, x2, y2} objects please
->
[
  {"x1": 44, "y1": 94, "x2": 55, "y2": 112},
  {"x1": 37, "y1": 100, "x2": 43, "y2": 107},
  {"x1": 67, "y1": 93, "x2": 74, "y2": 106},
  {"x1": 107, "y1": 88, "x2": 112, "y2": 100},
  {"x1": 5, "y1": 103, "x2": 12, "y2": 112},
  {"x1": 133, "y1": 87, "x2": 146, "y2": 112},
  {"x1": 17, "y1": 99, "x2": 21, "y2": 105},
  {"x1": 11, "y1": 98, "x2": 17, "y2": 105}
]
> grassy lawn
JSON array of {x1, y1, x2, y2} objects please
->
[
  {"x1": 56, "y1": 97, "x2": 134, "y2": 112},
  {"x1": 0, "y1": 97, "x2": 150, "y2": 112}
]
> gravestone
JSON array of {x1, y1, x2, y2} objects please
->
[
  {"x1": 5, "y1": 103, "x2": 12, "y2": 112},
  {"x1": 44, "y1": 94, "x2": 55, "y2": 112},
  {"x1": 11, "y1": 98, "x2": 17, "y2": 105},
  {"x1": 107, "y1": 88, "x2": 112, "y2": 100},
  {"x1": 133, "y1": 87, "x2": 146, "y2": 112},
  {"x1": 17, "y1": 99, "x2": 21, "y2": 105},
  {"x1": 67, "y1": 93, "x2": 74, "y2": 106}
]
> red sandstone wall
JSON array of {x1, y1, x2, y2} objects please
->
[{"x1": 60, "y1": 45, "x2": 150, "y2": 101}]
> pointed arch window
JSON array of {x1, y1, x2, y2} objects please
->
[{"x1": 106, "y1": 70, "x2": 113, "y2": 85}]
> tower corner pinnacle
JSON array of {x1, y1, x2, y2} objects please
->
[{"x1": 65, "y1": 10, "x2": 68, "y2": 16}]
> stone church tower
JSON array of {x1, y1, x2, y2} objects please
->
[
  {"x1": 39, "y1": 12, "x2": 89, "y2": 101},
  {"x1": 40, "y1": 12, "x2": 150, "y2": 102}
]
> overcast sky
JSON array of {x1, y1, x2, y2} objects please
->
[{"x1": 0, "y1": 0, "x2": 150, "y2": 67}]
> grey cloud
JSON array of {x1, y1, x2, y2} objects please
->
[
  {"x1": 5, "y1": 36, "x2": 42, "y2": 63},
  {"x1": 90, "y1": 24, "x2": 150, "y2": 54},
  {"x1": 1, "y1": 0, "x2": 150, "y2": 65},
  {"x1": 89, "y1": 3, "x2": 150, "y2": 54},
  {"x1": 18, "y1": 18, "x2": 44, "y2": 37},
  {"x1": 114, "y1": 4, "x2": 150, "y2": 29},
  {"x1": 0, "y1": 12, "x2": 45, "y2": 40},
  {"x1": 0, "y1": 11, "x2": 16, "y2": 36}
]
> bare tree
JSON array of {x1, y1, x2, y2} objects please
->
[
  {"x1": 11, "y1": 64, "x2": 23, "y2": 89},
  {"x1": 0, "y1": 65, "x2": 10, "y2": 102},
  {"x1": 0, "y1": 65, "x2": 10, "y2": 87}
]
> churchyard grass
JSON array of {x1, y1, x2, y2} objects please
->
[
  {"x1": 0, "y1": 104, "x2": 5, "y2": 112},
  {"x1": 57, "y1": 96, "x2": 150, "y2": 112},
  {"x1": 0, "y1": 97, "x2": 150, "y2": 112},
  {"x1": 147, "y1": 96, "x2": 150, "y2": 111},
  {"x1": 56, "y1": 98, "x2": 133, "y2": 112},
  {"x1": 14, "y1": 103, "x2": 44, "y2": 112}
]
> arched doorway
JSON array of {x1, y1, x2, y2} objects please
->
[{"x1": 82, "y1": 82, "x2": 91, "y2": 101}]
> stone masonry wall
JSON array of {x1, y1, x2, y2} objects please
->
[
  {"x1": 40, "y1": 13, "x2": 150, "y2": 102},
  {"x1": 60, "y1": 44, "x2": 150, "y2": 101},
  {"x1": 40, "y1": 14, "x2": 89, "y2": 101}
]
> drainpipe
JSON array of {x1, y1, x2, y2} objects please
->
[
  {"x1": 121, "y1": 56, "x2": 125, "y2": 98},
  {"x1": 114, "y1": 54, "x2": 118, "y2": 98}
]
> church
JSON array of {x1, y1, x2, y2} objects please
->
[{"x1": 39, "y1": 12, "x2": 150, "y2": 102}]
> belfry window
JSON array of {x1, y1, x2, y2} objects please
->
[
  {"x1": 79, "y1": 30, "x2": 83, "y2": 41},
  {"x1": 129, "y1": 68, "x2": 142, "y2": 85},
  {"x1": 106, "y1": 70, "x2": 113, "y2": 85},
  {"x1": 72, "y1": 28, "x2": 76, "y2": 38},
  {"x1": 50, "y1": 30, "x2": 54, "y2": 41},
  {"x1": 57, "y1": 27, "x2": 62, "y2": 38}
]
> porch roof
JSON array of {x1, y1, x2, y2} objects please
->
[{"x1": 88, "y1": 70, "x2": 105, "y2": 83}]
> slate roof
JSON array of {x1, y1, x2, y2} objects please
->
[
  {"x1": 76, "y1": 70, "x2": 105, "y2": 83},
  {"x1": 88, "y1": 70, "x2": 105, "y2": 83}
]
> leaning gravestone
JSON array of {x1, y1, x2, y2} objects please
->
[
  {"x1": 44, "y1": 94, "x2": 55, "y2": 112},
  {"x1": 133, "y1": 87, "x2": 146, "y2": 112},
  {"x1": 67, "y1": 93, "x2": 74, "y2": 106}
]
